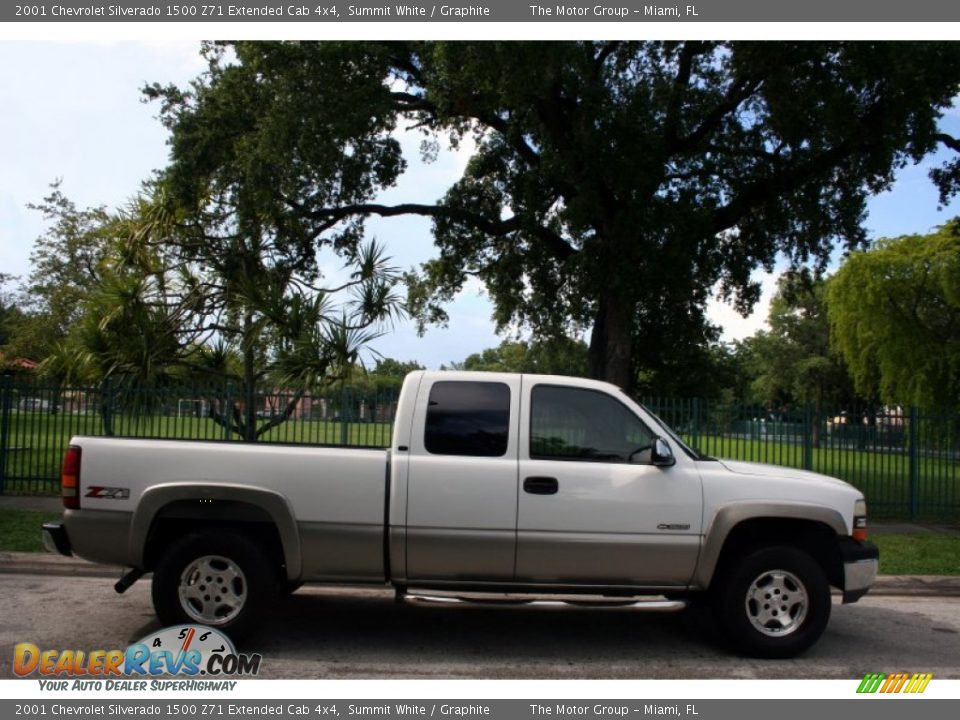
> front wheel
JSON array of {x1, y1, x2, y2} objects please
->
[
  {"x1": 713, "y1": 545, "x2": 831, "y2": 658},
  {"x1": 152, "y1": 531, "x2": 278, "y2": 641}
]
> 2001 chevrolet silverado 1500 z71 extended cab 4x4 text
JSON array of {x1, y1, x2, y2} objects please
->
[{"x1": 42, "y1": 371, "x2": 878, "y2": 658}]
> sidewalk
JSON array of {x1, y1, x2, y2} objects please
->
[
  {"x1": 871, "y1": 521, "x2": 960, "y2": 536},
  {"x1": 0, "y1": 495, "x2": 61, "y2": 513}
]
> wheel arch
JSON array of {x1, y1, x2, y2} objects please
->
[
  {"x1": 697, "y1": 504, "x2": 847, "y2": 590},
  {"x1": 131, "y1": 483, "x2": 302, "y2": 581}
]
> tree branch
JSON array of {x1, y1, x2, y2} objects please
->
[
  {"x1": 292, "y1": 200, "x2": 577, "y2": 261},
  {"x1": 936, "y1": 133, "x2": 960, "y2": 153},
  {"x1": 255, "y1": 389, "x2": 307, "y2": 438},
  {"x1": 206, "y1": 400, "x2": 243, "y2": 438},
  {"x1": 671, "y1": 74, "x2": 764, "y2": 155},
  {"x1": 710, "y1": 145, "x2": 852, "y2": 234},
  {"x1": 592, "y1": 41, "x2": 621, "y2": 78},
  {"x1": 390, "y1": 91, "x2": 436, "y2": 114},
  {"x1": 710, "y1": 98, "x2": 890, "y2": 235},
  {"x1": 529, "y1": 76, "x2": 615, "y2": 220},
  {"x1": 390, "y1": 88, "x2": 542, "y2": 171},
  {"x1": 710, "y1": 141, "x2": 870, "y2": 236},
  {"x1": 663, "y1": 41, "x2": 706, "y2": 149}
]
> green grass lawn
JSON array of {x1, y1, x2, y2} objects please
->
[
  {"x1": 0, "y1": 508, "x2": 61, "y2": 552},
  {"x1": 873, "y1": 534, "x2": 960, "y2": 575}
]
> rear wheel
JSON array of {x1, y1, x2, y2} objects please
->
[
  {"x1": 152, "y1": 531, "x2": 278, "y2": 641},
  {"x1": 713, "y1": 545, "x2": 831, "y2": 658}
]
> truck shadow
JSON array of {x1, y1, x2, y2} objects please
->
[
  {"x1": 124, "y1": 588, "x2": 960, "y2": 679},
  {"x1": 245, "y1": 587, "x2": 724, "y2": 677}
]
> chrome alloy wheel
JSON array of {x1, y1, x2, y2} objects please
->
[
  {"x1": 178, "y1": 555, "x2": 247, "y2": 625},
  {"x1": 744, "y1": 569, "x2": 809, "y2": 637}
]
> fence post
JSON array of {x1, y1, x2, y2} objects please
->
[
  {"x1": 0, "y1": 374, "x2": 13, "y2": 494},
  {"x1": 223, "y1": 383, "x2": 235, "y2": 441},
  {"x1": 908, "y1": 406, "x2": 920, "y2": 521},
  {"x1": 340, "y1": 383, "x2": 349, "y2": 446},
  {"x1": 692, "y1": 397, "x2": 702, "y2": 452},
  {"x1": 803, "y1": 404, "x2": 814, "y2": 471},
  {"x1": 101, "y1": 377, "x2": 114, "y2": 437}
]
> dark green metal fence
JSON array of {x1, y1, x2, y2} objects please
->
[
  {"x1": 0, "y1": 376, "x2": 399, "y2": 496},
  {"x1": 645, "y1": 397, "x2": 960, "y2": 521},
  {"x1": 1, "y1": 376, "x2": 958, "y2": 520}
]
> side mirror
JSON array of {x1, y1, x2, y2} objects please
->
[{"x1": 651, "y1": 437, "x2": 675, "y2": 467}]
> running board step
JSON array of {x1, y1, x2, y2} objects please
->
[{"x1": 402, "y1": 594, "x2": 688, "y2": 612}]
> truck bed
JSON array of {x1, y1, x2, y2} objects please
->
[{"x1": 64, "y1": 436, "x2": 390, "y2": 582}]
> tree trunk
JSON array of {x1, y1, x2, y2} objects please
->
[
  {"x1": 242, "y1": 311, "x2": 257, "y2": 443},
  {"x1": 587, "y1": 295, "x2": 634, "y2": 394}
]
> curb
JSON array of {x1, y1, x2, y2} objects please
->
[
  {"x1": 865, "y1": 575, "x2": 960, "y2": 597},
  {"x1": 3, "y1": 552, "x2": 960, "y2": 596},
  {"x1": 0, "y1": 552, "x2": 123, "y2": 579}
]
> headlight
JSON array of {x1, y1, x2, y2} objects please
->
[{"x1": 853, "y1": 498, "x2": 868, "y2": 541}]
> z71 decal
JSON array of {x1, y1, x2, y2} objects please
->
[{"x1": 84, "y1": 486, "x2": 130, "y2": 499}]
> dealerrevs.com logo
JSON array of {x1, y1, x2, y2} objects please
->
[{"x1": 13, "y1": 625, "x2": 261, "y2": 690}]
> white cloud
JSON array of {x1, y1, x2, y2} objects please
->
[
  {"x1": 0, "y1": 41, "x2": 206, "y2": 278},
  {"x1": 705, "y1": 270, "x2": 778, "y2": 342}
]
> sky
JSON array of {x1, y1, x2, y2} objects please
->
[{"x1": 2, "y1": 40, "x2": 959, "y2": 369}]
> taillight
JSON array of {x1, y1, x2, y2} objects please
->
[
  {"x1": 61, "y1": 445, "x2": 81, "y2": 509},
  {"x1": 852, "y1": 498, "x2": 868, "y2": 542}
]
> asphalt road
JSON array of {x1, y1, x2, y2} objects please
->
[{"x1": 1, "y1": 573, "x2": 958, "y2": 680}]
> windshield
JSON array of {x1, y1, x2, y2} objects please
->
[{"x1": 638, "y1": 403, "x2": 714, "y2": 461}]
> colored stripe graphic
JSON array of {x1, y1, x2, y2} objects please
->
[
  {"x1": 857, "y1": 673, "x2": 886, "y2": 693},
  {"x1": 857, "y1": 672, "x2": 932, "y2": 693},
  {"x1": 908, "y1": 674, "x2": 934, "y2": 693}
]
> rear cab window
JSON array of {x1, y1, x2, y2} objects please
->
[{"x1": 424, "y1": 381, "x2": 511, "y2": 457}]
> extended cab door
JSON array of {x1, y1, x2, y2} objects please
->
[
  {"x1": 404, "y1": 375, "x2": 520, "y2": 582},
  {"x1": 515, "y1": 381, "x2": 703, "y2": 587}
]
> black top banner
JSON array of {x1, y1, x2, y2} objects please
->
[{"x1": 7, "y1": 0, "x2": 960, "y2": 22}]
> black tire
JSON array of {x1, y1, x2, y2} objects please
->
[
  {"x1": 152, "y1": 531, "x2": 278, "y2": 641},
  {"x1": 712, "y1": 545, "x2": 831, "y2": 659}
]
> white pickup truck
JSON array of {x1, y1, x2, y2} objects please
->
[{"x1": 42, "y1": 371, "x2": 878, "y2": 658}]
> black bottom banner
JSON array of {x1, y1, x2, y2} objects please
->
[{"x1": 1, "y1": 700, "x2": 955, "y2": 720}]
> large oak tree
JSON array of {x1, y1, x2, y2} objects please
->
[{"x1": 150, "y1": 41, "x2": 960, "y2": 392}]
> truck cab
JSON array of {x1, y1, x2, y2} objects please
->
[{"x1": 392, "y1": 372, "x2": 703, "y2": 589}]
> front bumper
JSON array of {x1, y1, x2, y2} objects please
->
[
  {"x1": 41, "y1": 521, "x2": 72, "y2": 557},
  {"x1": 840, "y1": 537, "x2": 879, "y2": 604}
]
